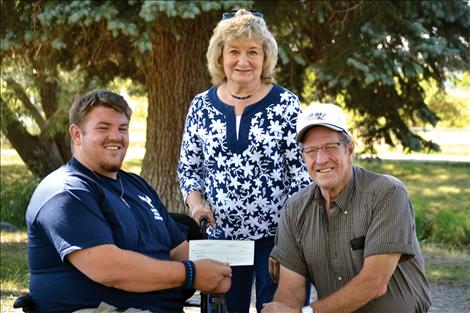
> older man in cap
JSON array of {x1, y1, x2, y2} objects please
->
[{"x1": 263, "y1": 103, "x2": 431, "y2": 313}]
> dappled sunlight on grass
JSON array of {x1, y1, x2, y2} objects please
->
[
  {"x1": 435, "y1": 186, "x2": 463, "y2": 194},
  {"x1": 418, "y1": 186, "x2": 462, "y2": 196},
  {"x1": 0, "y1": 149, "x2": 26, "y2": 166},
  {"x1": 1, "y1": 232, "x2": 28, "y2": 244},
  {"x1": 1, "y1": 164, "x2": 34, "y2": 182}
]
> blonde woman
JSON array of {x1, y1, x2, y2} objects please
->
[{"x1": 178, "y1": 9, "x2": 310, "y2": 312}]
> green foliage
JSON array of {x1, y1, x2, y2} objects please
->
[
  {"x1": 432, "y1": 210, "x2": 470, "y2": 246},
  {"x1": 4, "y1": 0, "x2": 469, "y2": 157},
  {"x1": 265, "y1": 0, "x2": 470, "y2": 152},
  {"x1": 421, "y1": 72, "x2": 470, "y2": 128},
  {"x1": 0, "y1": 165, "x2": 38, "y2": 229},
  {"x1": 427, "y1": 92, "x2": 470, "y2": 128}
]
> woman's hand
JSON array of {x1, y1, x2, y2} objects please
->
[
  {"x1": 190, "y1": 202, "x2": 216, "y2": 228},
  {"x1": 187, "y1": 191, "x2": 216, "y2": 227}
]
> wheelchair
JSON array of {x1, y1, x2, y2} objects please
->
[{"x1": 14, "y1": 213, "x2": 226, "y2": 313}]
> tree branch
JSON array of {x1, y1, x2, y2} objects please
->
[
  {"x1": 5, "y1": 78, "x2": 47, "y2": 131},
  {"x1": 1, "y1": 96, "x2": 64, "y2": 178}
]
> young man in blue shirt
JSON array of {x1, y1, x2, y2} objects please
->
[{"x1": 26, "y1": 89, "x2": 231, "y2": 313}]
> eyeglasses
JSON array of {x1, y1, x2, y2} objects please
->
[
  {"x1": 301, "y1": 140, "x2": 346, "y2": 159},
  {"x1": 78, "y1": 90, "x2": 130, "y2": 118},
  {"x1": 222, "y1": 10, "x2": 264, "y2": 20},
  {"x1": 82, "y1": 91, "x2": 124, "y2": 107}
]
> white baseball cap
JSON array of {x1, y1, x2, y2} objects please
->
[{"x1": 296, "y1": 103, "x2": 350, "y2": 142}]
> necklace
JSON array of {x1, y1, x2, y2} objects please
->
[
  {"x1": 227, "y1": 82, "x2": 262, "y2": 101},
  {"x1": 92, "y1": 171, "x2": 129, "y2": 207},
  {"x1": 231, "y1": 94, "x2": 252, "y2": 100},
  {"x1": 118, "y1": 177, "x2": 130, "y2": 207}
]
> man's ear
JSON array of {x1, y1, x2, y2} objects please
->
[
  {"x1": 69, "y1": 124, "x2": 82, "y2": 145},
  {"x1": 348, "y1": 141, "x2": 355, "y2": 159}
]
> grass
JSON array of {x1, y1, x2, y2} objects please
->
[
  {"x1": 1, "y1": 232, "x2": 29, "y2": 312},
  {"x1": 422, "y1": 243, "x2": 470, "y2": 286}
]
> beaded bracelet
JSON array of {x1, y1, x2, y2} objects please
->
[{"x1": 182, "y1": 260, "x2": 196, "y2": 289}]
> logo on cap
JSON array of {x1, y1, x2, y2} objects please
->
[
  {"x1": 315, "y1": 112, "x2": 326, "y2": 121},
  {"x1": 309, "y1": 112, "x2": 326, "y2": 121}
]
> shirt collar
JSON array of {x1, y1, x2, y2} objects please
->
[
  {"x1": 312, "y1": 166, "x2": 356, "y2": 213},
  {"x1": 334, "y1": 166, "x2": 356, "y2": 212}
]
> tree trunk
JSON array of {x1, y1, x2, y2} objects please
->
[
  {"x1": 140, "y1": 12, "x2": 218, "y2": 213},
  {"x1": 35, "y1": 73, "x2": 71, "y2": 162},
  {"x1": 1, "y1": 97, "x2": 64, "y2": 178}
]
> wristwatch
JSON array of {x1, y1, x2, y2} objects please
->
[{"x1": 302, "y1": 305, "x2": 314, "y2": 313}]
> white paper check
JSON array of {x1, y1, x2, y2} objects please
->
[{"x1": 189, "y1": 240, "x2": 254, "y2": 266}]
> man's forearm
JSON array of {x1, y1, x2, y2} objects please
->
[
  {"x1": 170, "y1": 241, "x2": 189, "y2": 261},
  {"x1": 68, "y1": 244, "x2": 186, "y2": 292},
  {"x1": 273, "y1": 286, "x2": 306, "y2": 308},
  {"x1": 312, "y1": 271, "x2": 387, "y2": 313},
  {"x1": 312, "y1": 253, "x2": 400, "y2": 313},
  {"x1": 68, "y1": 244, "x2": 232, "y2": 294}
]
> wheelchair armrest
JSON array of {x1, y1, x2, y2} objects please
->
[{"x1": 13, "y1": 293, "x2": 34, "y2": 312}]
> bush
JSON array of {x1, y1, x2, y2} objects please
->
[
  {"x1": 415, "y1": 206, "x2": 434, "y2": 241},
  {"x1": 431, "y1": 209, "x2": 470, "y2": 247},
  {"x1": 0, "y1": 165, "x2": 38, "y2": 229}
]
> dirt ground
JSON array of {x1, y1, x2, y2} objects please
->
[{"x1": 184, "y1": 281, "x2": 470, "y2": 313}]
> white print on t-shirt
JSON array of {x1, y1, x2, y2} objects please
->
[{"x1": 138, "y1": 194, "x2": 163, "y2": 221}]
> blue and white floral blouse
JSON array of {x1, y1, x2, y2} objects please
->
[{"x1": 178, "y1": 84, "x2": 311, "y2": 240}]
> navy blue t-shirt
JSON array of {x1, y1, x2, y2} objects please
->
[{"x1": 26, "y1": 158, "x2": 187, "y2": 313}]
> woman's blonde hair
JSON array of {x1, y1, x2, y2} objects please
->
[{"x1": 206, "y1": 9, "x2": 278, "y2": 86}]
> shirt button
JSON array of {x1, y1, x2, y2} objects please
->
[
  {"x1": 337, "y1": 276, "x2": 343, "y2": 281},
  {"x1": 344, "y1": 211, "x2": 348, "y2": 215}
]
